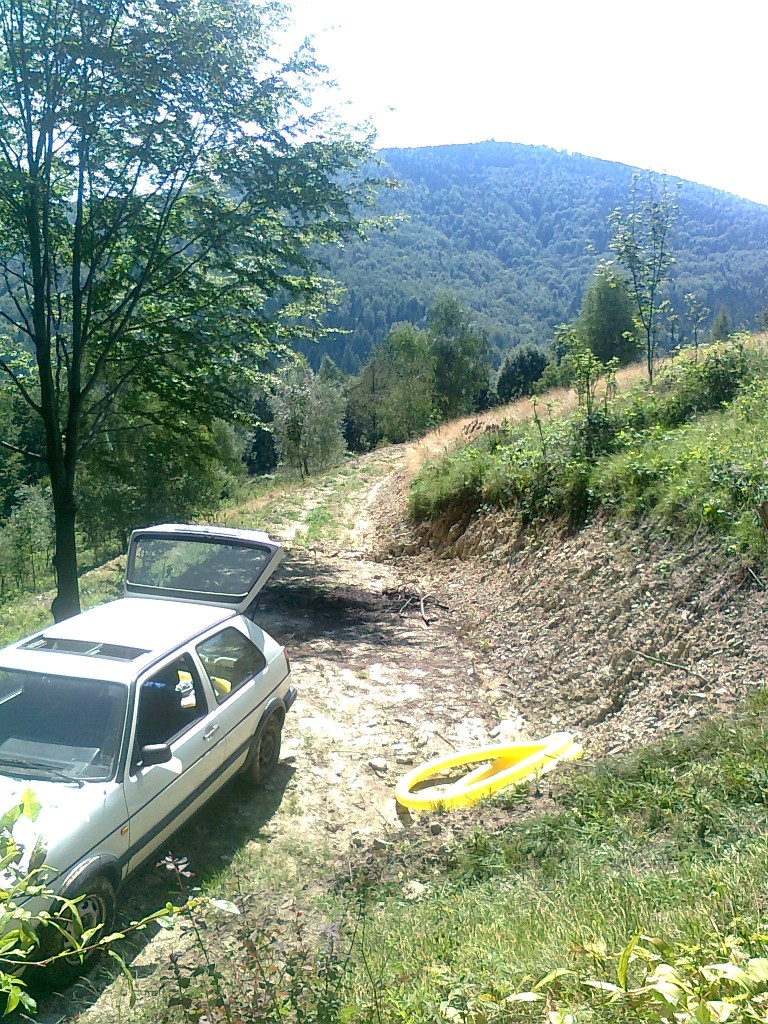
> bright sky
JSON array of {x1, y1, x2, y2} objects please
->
[{"x1": 289, "y1": 0, "x2": 768, "y2": 207}]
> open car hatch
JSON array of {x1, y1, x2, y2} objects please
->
[{"x1": 124, "y1": 524, "x2": 284, "y2": 612}]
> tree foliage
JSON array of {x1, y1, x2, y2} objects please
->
[
  {"x1": 609, "y1": 173, "x2": 678, "y2": 382},
  {"x1": 428, "y1": 295, "x2": 491, "y2": 419},
  {"x1": 576, "y1": 269, "x2": 638, "y2": 365},
  {"x1": 497, "y1": 345, "x2": 550, "y2": 403},
  {"x1": 346, "y1": 323, "x2": 434, "y2": 448},
  {"x1": 317, "y1": 143, "x2": 768, "y2": 372},
  {"x1": 345, "y1": 296, "x2": 491, "y2": 451},
  {"x1": 0, "y1": 0, "x2": 374, "y2": 618},
  {"x1": 711, "y1": 306, "x2": 733, "y2": 342},
  {"x1": 683, "y1": 292, "x2": 710, "y2": 353},
  {"x1": 269, "y1": 360, "x2": 346, "y2": 479}
]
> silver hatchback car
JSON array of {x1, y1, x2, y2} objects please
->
[{"x1": 0, "y1": 524, "x2": 294, "y2": 980}]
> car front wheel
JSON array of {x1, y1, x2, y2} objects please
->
[{"x1": 36, "y1": 874, "x2": 117, "y2": 987}]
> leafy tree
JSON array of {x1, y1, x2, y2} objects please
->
[
  {"x1": 345, "y1": 324, "x2": 434, "y2": 449},
  {"x1": 577, "y1": 269, "x2": 638, "y2": 365},
  {"x1": 497, "y1": 345, "x2": 550, "y2": 403},
  {"x1": 245, "y1": 393, "x2": 278, "y2": 477},
  {"x1": 683, "y1": 292, "x2": 710, "y2": 356},
  {"x1": 76, "y1": 412, "x2": 244, "y2": 557},
  {"x1": 376, "y1": 324, "x2": 435, "y2": 442},
  {"x1": 0, "y1": 483, "x2": 53, "y2": 594},
  {"x1": 0, "y1": 0, "x2": 373, "y2": 619},
  {"x1": 345, "y1": 345, "x2": 389, "y2": 451},
  {"x1": 711, "y1": 306, "x2": 732, "y2": 342},
  {"x1": 317, "y1": 355, "x2": 349, "y2": 388},
  {"x1": 270, "y1": 360, "x2": 346, "y2": 478},
  {"x1": 428, "y1": 295, "x2": 491, "y2": 418},
  {"x1": 608, "y1": 173, "x2": 678, "y2": 383}
]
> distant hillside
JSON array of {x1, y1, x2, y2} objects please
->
[{"x1": 317, "y1": 142, "x2": 768, "y2": 371}]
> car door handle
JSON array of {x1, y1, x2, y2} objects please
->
[{"x1": 203, "y1": 724, "x2": 220, "y2": 741}]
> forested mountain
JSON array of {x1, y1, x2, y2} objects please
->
[{"x1": 316, "y1": 142, "x2": 768, "y2": 371}]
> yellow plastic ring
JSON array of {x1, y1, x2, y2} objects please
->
[{"x1": 394, "y1": 732, "x2": 582, "y2": 811}]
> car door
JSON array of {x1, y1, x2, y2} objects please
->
[
  {"x1": 122, "y1": 651, "x2": 226, "y2": 874},
  {"x1": 193, "y1": 622, "x2": 277, "y2": 775}
]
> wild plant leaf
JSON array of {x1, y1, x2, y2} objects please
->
[
  {"x1": 700, "y1": 963, "x2": 753, "y2": 989},
  {"x1": 0, "y1": 805, "x2": 21, "y2": 831},
  {"x1": 582, "y1": 979, "x2": 623, "y2": 997},
  {"x1": 209, "y1": 898, "x2": 240, "y2": 915},
  {"x1": 636, "y1": 935, "x2": 673, "y2": 959},
  {"x1": 505, "y1": 991, "x2": 544, "y2": 1003},
  {"x1": 635, "y1": 977, "x2": 689, "y2": 1006},
  {"x1": 575, "y1": 939, "x2": 608, "y2": 960},
  {"x1": 533, "y1": 967, "x2": 577, "y2": 990},
  {"x1": 546, "y1": 1012, "x2": 574, "y2": 1024},
  {"x1": 742, "y1": 957, "x2": 768, "y2": 987},
  {"x1": 694, "y1": 1001, "x2": 714, "y2": 1024},
  {"x1": 108, "y1": 949, "x2": 137, "y2": 1007},
  {"x1": 4, "y1": 986, "x2": 22, "y2": 1015},
  {"x1": 19, "y1": 789, "x2": 40, "y2": 822},
  {"x1": 27, "y1": 837, "x2": 47, "y2": 873},
  {"x1": 702, "y1": 999, "x2": 739, "y2": 1022},
  {"x1": 617, "y1": 934, "x2": 640, "y2": 989}
]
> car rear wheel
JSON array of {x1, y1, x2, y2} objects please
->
[
  {"x1": 245, "y1": 712, "x2": 283, "y2": 785},
  {"x1": 35, "y1": 874, "x2": 117, "y2": 987}
]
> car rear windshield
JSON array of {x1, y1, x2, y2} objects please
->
[
  {"x1": 0, "y1": 669, "x2": 127, "y2": 782},
  {"x1": 126, "y1": 535, "x2": 273, "y2": 603}
]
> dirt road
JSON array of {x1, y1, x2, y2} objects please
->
[{"x1": 48, "y1": 446, "x2": 514, "y2": 1021}]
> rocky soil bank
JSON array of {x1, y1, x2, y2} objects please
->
[{"x1": 373, "y1": 462, "x2": 766, "y2": 758}]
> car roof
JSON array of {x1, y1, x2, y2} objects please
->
[{"x1": 0, "y1": 598, "x2": 235, "y2": 684}]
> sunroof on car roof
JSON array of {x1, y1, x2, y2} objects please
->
[{"x1": 20, "y1": 637, "x2": 148, "y2": 661}]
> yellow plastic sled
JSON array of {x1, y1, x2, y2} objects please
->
[{"x1": 394, "y1": 732, "x2": 583, "y2": 812}]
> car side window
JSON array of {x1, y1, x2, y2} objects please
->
[
  {"x1": 134, "y1": 654, "x2": 206, "y2": 757},
  {"x1": 196, "y1": 627, "x2": 266, "y2": 705}
]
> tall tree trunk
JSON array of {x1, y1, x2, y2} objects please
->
[
  {"x1": 50, "y1": 474, "x2": 80, "y2": 622},
  {"x1": 26, "y1": 155, "x2": 84, "y2": 622}
]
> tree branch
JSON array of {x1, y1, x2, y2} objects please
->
[
  {"x1": 0, "y1": 437, "x2": 45, "y2": 460},
  {"x1": 0, "y1": 357, "x2": 41, "y2": 412}
]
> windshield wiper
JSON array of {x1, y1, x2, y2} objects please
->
[{"x1": 0, "y1": 757, "x2": 83, "y2": 786}]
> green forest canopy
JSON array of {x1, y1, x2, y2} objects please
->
[{"x1": 316, "y1": 142, "x2": 768, "y2": 372}]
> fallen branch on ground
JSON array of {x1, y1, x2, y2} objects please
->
[{"x1": 629, "y1": 648, "x2": 713, "y2": 687}]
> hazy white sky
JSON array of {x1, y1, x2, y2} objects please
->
[{"x1": 289, "y1": 0, "x2": 768, "y2": 206}]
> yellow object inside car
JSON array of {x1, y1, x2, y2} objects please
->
[
  {"x1": 178, "y1": 667, "x2": 231, "y2": 701},
  {"x1": 210, "y1": 675, "x2": 231, "y2": 697}
]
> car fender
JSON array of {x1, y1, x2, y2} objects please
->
[
  {"x1": 241, "y1": 695, "x2": 290, "y2": 774},
  {"x1": 58, "y1": 854, "x2": 122, "y2": 898},
  {"x1": 254, "y1": 696, "x2": 287, "y2": 734}
]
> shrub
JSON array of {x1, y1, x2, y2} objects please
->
[{"x1": 409, "y1": 339, "x2": 766, "y2": 551}]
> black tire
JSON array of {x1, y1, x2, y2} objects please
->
[
  {"x1": 245, "y1": 712, "x2": 283, "y2": 785},
  {"x1": 35, "y1": 874, "x2": 117, "y2": 987}
]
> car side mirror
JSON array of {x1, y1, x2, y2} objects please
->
[{"x1": 140, "y1": 743, "x2": 173, "y2": 766}]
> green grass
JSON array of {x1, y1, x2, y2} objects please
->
[
  {"x1": 409, "y1": 339, "x2": 768, "y2": 559},
  {"x1": 340, "y1": 693, "x2": 768, "y2": 1022},
  {"x1": 594, "y1": 378, "x2": 768, "y2": 556}
]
